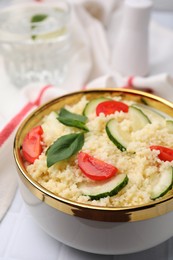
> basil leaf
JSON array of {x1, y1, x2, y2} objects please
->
[
  {"x1": 31, "y1": 14, "x2": 48, "y2": 23},
  {"x1": 59, "y1": 108, "x2": 87, "y2": 123},
  {"x1": 57, "y1": 108, "x2": 89, "y2": 131},
  {"x1": 58, "y1": 117, "x2": 88, "y2": 131},
  {"x1": 30, "y1": 14, "x2": 48, "y2": 40},
  {"x1": 31, "y1": 35, "x2": 36, "y2": 40},
  {"x1": 46, "y1": 133, "x2": 84, "y2": 167}
]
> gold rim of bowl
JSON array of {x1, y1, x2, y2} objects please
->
[{"x1": 13, "y1": 88, "x2": 173, "y2": 222}]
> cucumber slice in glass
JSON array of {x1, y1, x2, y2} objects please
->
[
  {"x1": 32, "y1": 27, "x2": 67, "y2": 40},
  {"x1": 106, "y1": 119, "x2": 129, "y2": 151},
  {"x1": 150, "y1": 166, "x2": 173, "y2": 200},
  {"x1": 83, "y1": 97, "x2": 109, "y2": 116},
  {"x1": 79, "y1": 173, "x2": 128, "y2": 200}
]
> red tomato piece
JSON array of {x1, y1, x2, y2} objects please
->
[
  {"x1": 78, "y1": 151, "x2": 118, "y2": 181},
  {"x1": 96, "y1": 100, "x2": 129, "y2": 116},
  {"x1": 150, "y1": 145, "x2": 173, "y2": 162},
  {"x1": 28, "y1": 125, "x2": 43, "y2": 136},
  {"x1": 22, "y1": 125, "x2": 43, "y2": 163}
]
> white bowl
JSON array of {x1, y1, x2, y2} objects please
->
[{"x1": 14, "y1": 89, "x2": 173, "y2": 255}]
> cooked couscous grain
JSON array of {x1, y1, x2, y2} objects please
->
[{"x1": 26, "y1": 96, "x2": 173, "y2": 207}]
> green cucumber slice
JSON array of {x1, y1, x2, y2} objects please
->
[
  {"x1": 83, "y1": 97, "x2": 109, "y2": 116},
  {"x1": 129, "y1": 106, "x2": 151, "y2": 131},
  {"x1": 132, "y1": 104, "x2": 165, "y2": 123},
  {"x1": 79, "y1": 173, "x2": 128, "y2": 200},
  {"x1": 150, "y1": 166, "x2": 173, "y2": 200},
  {"x1": 32, "y1": 27, "x2": 67, "y2": 41},
  {"x1": 106, "y1": 106, "x2": 151, "y2": 151},
  {"x1": 166, "y1": 120, "x2": 173, "y2": 133},
  {"x1": 106, "y1": 119, "x2": 129, "y2": 151}
]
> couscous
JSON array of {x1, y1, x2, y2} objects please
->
[{"x1": 22, "y1": 95, "x2": 173, "y2": 207}]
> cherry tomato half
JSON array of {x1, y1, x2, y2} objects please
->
[
  {"x1": 150, "y1": 145, "x2": 173, "y2": 162},
  {"x1": 78, "y1": 151, "x2": 118, "y2": 181},
  {"x1": 22, "y1": 125, "x2": 43, "y2": 163},
  {"x1": 96, "y1": 100, "x2": 129, "y2": 116}
]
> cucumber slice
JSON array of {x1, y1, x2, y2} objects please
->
[
  {"x1": 79, "y1": 173, "x2": 128, "y2": 200},
  {"x1": 132, "y1": 104, "x2": 165, "y2": 123},
  {"x1": 106, "y1": 119, "x2": 129, "y2": 151},
  {"x1": 106, "y1": 107, "x2": 150, "y2": 151},
  {"x1": 129, "y1": 106, "x2": 151, "y2": 131},
  {"x1": 83, "y1": 97, "x2": 109, "y2": 116},
  {"x1": 33, "y1": 27, "x2": 67, "y2": 41},
  {"x1": 150, "y1": 166, "x2": 173, "y2": 200},
  {"x1": 166, "y1": 120, "x2": 173, "y2": 133}
]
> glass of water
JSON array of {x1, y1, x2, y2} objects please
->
[{"x1": 0, "y1": 0, "x2": 71, "y2": 87}]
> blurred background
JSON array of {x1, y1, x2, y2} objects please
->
[{"x1": 0, "y1": 0, "x2": 173, "y2": 29}]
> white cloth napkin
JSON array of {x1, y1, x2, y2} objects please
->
[
  {"x1": 0, "y1": 84, "x2": 67, "y2": 221},
  {"x1": 0, "y1": 0, "x2": 173, "y2": 221}
]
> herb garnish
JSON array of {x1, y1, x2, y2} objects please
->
[
  {"x1": 31, "y1": 14, "x2": 48, "y2": 23},
  {"x1": 57, "y1": 108, "x2": 89, "y2": 131},
  {"x1": 31, "y1": 14, "x2": 48, "y2": 40},
  {"x1": 46, "y1": 133, "x2": 84, "y2": 167}
]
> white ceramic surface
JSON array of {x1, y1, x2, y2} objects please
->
[
  {"x1": 113, "y1": 0, "x2": 152, "y2": 77},
  {"x1": 152, "y1": 0, "x2": 173, "y2": 11},
  {"x1": 2, "y1": 189, "x2": 173, "y2": 260},
  {"x1": 18, "y1": 176, "x2": 173, "y2": 255}
]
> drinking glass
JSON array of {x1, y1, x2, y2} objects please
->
[{"x1": 0, "y1": 0, "x2": 71, "y2": 87}]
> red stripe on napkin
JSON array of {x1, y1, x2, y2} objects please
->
[
  {"x1": 0, "y1": 85, "x2": 53, "y2": 147},
  {"x1": 127, "y1": 76, "x2": 134, "y2": 88},
  {"x1": 123, "y1": 76, "x2": 134, "y2": 89},
  {"x1": 0, "y1": 103, "x2": 33, "y2": 146},
  {"x1": 33, "y1": 84, "x2": 53, "y2": 106},
  {"x1": 123, "y1": 76, "x2": 154, "y2": 93}
]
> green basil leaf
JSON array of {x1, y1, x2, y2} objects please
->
[
  {"x1": 31, "y1": 35, "x2": 36, "y2": 40},
  {"x1": 31, "y1": 14, "x2": 48, "y2": 23},
  {"x1": 30, "y1": 14, "x2": 48, "y2": 40},
  {"x1": 57, "y1": 108, "x2": 88, "y2": 131},
  {"x1": 59, "y1": 108, "x2": 87, "y2": 123},
  {"x1": 58, "y1": 117, "x2": 89, "y2": 131},
  {"x1": 46, "y1": 133, "x2": 84, "y2": 167}
]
